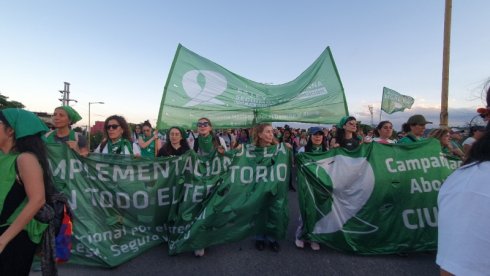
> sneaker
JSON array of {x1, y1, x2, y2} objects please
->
[
  {"x1": 310, "y1": 242, "x2": 320, "y2": 251},
  {"x1": 270, "y1": 241, "x2": 280, "y2": 252},
  {"x1": 295, "y1": 239, "x2": 305, "y2": 248},
  {"x1": 194, "y1": 248, "x2": 205, "y2": 257},
  {"x1": 255, "y1": 240, "x2": 265, "y2": 251}
]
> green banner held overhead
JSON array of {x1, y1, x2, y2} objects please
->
[
  {"x1": 296, "y1": 139, "x2": 460, "y2": 254},
  {"x1": 157, "y1": 45, "x2": 348, "y2": 129},
  {"x1": 381, "y1": 87, "x2": 415, "y2": 114}
]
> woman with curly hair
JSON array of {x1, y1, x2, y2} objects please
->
[{"x1": 95, "y1": 115, "x2": 133, "y2": 155}]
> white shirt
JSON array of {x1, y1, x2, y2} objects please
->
[{"x1": 436, "y1": 161, "x2": 490, "y2": 276}]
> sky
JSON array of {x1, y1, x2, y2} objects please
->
[{"x1": 1, "y1": 0, "x2": 489, "y2": 130}]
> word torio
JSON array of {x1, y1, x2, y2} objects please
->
[
  {"x1": 49, "y1": 154, "x2": 232, "y2": 182},
  {"x1": 385, "y1": 155, "x2": 460, "y2": 174},
  {"x1": 228, "y1": 144, "x2": 289, "y2": 183}
]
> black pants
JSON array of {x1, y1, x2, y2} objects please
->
[{"x1": 0, "y1": 227, "x2": 37, "y2": 276}]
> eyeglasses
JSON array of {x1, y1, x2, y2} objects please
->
[
  {"x1": 197, "y1": 122, "x2": 210, "y2": 127},
  {"x1": 106, "y1": 124, "x2": 120, "y2": 130}
]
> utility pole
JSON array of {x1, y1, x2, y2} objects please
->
[
  {"x1": 59, "y1": 82, "x2": 78, "y2": 106},
  {"x1": 440, "y1": 0, "x2": 452, "y2": 127},
  {"x1": 368, "y1": 105, "x2": 374, "y2": 127}
]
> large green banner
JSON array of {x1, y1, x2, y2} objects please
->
[
  {"x1": 46, "y1": 143, "x2": 290, "y2": 267},
  {"x1": 296, "y1": 139, "x2": 460, "y2": 254},
  {"x1": 157, "y1": 45, "x2": 348, "y2": 129}
]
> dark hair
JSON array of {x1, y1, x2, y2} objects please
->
[
  {"x1": 304, "y1": 131, "x2": 327, "y2": 152},
  {"x1": 0, "y1": 112, "x2": 55, "y2": 200},
  {"x1": 160, "y1": 127, "x2": 190, "y2": 156},
  {"x1": 142, "y1": 120, "x2": 152, "y2": 129},
  {"x1": 401, "y1": 123, "x2": 411, "y2": 133},
  {"x1": 100, "y1": 115, "x2": 132, "y2": 151},
  {"x1": 374, "y1": 121, "x2": 392, "y2": 137},
  {"x1": 464, "y1": 83, "x2": 490, "y2": 165},
  {"x1": 335, "y1": 116, "x2": 359, "y2": 147}
]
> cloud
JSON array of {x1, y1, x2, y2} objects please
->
[{"x1": 354, "y1": 106, "x2": 482, "y2": 130}]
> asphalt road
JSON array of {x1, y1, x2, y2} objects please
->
[{"x1": 31, "y1": 188, "x2": 439, "y2": 276}]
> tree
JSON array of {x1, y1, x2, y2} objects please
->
[{"x1": 0, "y1": 93, "x2": 25, "y2": 109}]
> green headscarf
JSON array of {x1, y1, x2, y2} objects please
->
[
  {"x1": 57, "y1": 106, "x2": 82, "y2": 124},
  {"x1": 1, "y1": 108, "x2": 49, "y2": 139}
]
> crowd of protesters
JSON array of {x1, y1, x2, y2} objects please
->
[{"x1": 0, "y1": 93, "x2": 488, "y2": 273}]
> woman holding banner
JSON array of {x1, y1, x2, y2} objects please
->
[
  {"x1": 95, "y1": 115, "x2": 133, "y2": 155},
  {"x1": 253, "y1": 123, "x2": 291, "y2": 252},
  {"x1": 330, "y1": 116, "x2": 362, "y2": 150},
  {"x1": 138, "y1": 120, "x2": 160, "y2": 158},
  {"x1": 373, "y1": 121, "x2": 395, "y2": 144},
  {"x1": 437, "y1": 84, "x2": 490, "y2": 275},
  {"x1": 398, "y1": 114, "x2": 432, "y2": 144},
  {"x1": 157, "y1": 126, "x2": 189, "y2": 157},
  {"x1": 0, "y1": 109, "x2": 54, "y2": 275},
  {"x1": 192, "y1": 118, "x2": 226, "y2": 257},
  {"x1": 295, "y1": 126, "x2": 325, "y2": 251},
  {"x1": 45, "y1": 106, "x2": 88, "y2": 156}
]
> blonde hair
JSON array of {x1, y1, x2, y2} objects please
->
[{"x1": 252, "y1": 123, "x2": 278, "y2": 146}]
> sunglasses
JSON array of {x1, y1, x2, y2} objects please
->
[
  {"x1": 197, "y1": 122, "x2": 210, "y2": 127},
  {"x1": 106, "y1": 124, "x2": 120, "y2": 130}
]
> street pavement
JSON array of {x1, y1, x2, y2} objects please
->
[{"x1": 31, "y1": 188, "x2": 439, "y2": 276}]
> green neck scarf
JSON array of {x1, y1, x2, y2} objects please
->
[
  {"x1": 198, "y1": 135, "x2": 214, "y2": 154},
  {"x1": 311, "y1": 145, "x2": 323, "y2": 153},
  {"x1": 108, "y1": 138, "x2": 132, "y2": 155}
]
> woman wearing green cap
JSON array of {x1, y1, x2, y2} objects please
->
[
  {"x1": 45, "y1": 106, "x2": 88, "y2": 156},
  {"x1": 330, "y1": 116, "x2": 362, "y2": 150},
  {"x1": 0, "y1": 108, "x2": 54, "y2": 275},
  {"x1": 157, "y1": 127, "x2": 190, "y2": 157},
  {"x1": 398, "y1": 114, "x2": 432, "y2": 144}
]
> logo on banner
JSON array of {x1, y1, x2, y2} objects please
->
[
  {"x1": 182, "y1": 70, "x2": 227, "y2": 107},
  {"x1": 312, "y1": 155, "x2": 378, "y2": 234}
]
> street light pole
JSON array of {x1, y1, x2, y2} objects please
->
[{"x1": 88, "y1": 101, "x2": 104, "y2": 150}]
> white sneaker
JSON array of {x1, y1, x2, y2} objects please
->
[
  {"x1": 310, "y1": 242, "x2": 320, "y2": 251},
  {"x1": 295, "y1": 239, "x2": 304, "y2": 248},
  {"x1": 194, "y1": 248, "x2": 205, "y2": 257}
]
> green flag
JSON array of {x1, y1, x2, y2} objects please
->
[
  {"x1": 296, "y1": 139, "x2": 461, "y2": 254},
  {"x1": 381, "y1": 87, "x2": 414, "y2": 114},
  {"x1": 157, "y1": 45, "x2": 348, "y2": 129}
]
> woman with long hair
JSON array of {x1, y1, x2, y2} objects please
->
[
  {"x1": 330, "y1": 116, "x2": 362, "y2": 150},
  {"x1": 0, "y1": 108, "x2": 54, "y2": 275},
  {"x1": 193, "y1": 117, "x2": 227, "y2": 156},
  {"x1": 95, "y1": 115, "x2": 133, "y2": 155},
  {"x1": 192, "y1": 117, "x2": 226, "y2": 257},
  {"x1": 295, "y1": 126, "x2": 325, "y2": 251},
  {"x1": 45, "y1": 106, "x2": 88, "y2": 156},
  {"x1": 138, "y1": 120, "x2": 160, "y2": 158},
  {"x1": 253, "y1": 123, "x2": 286, "y2": 252},
  {"x1": 373, "y1": 121, "x2": 395, "y2": 144},
  {"x1": 429, "y1": 127, "x2": 463, "y2": 159},
  {"x1": 437, "y1": 83, "x2": 490, "y2": 275},
  {"x1": 157, "y1": 127, "x2": 190, "y2": 157}
]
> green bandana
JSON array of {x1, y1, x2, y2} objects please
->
[
  {"x1": 311, "y1": 145, "x2": 323, "y2": 153},
  {"x1": 1, "y1": 108, "x2": 48, "y2": 139},
  {"x1": 198, "y1": 135, "x2": 214, "y2": 154},
  {"x1": 108, "y1": 138, "x2": 133, "y2": 155},
  {"x1": 57, "y1": 106, "x2": 82, "y2": 124}
]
